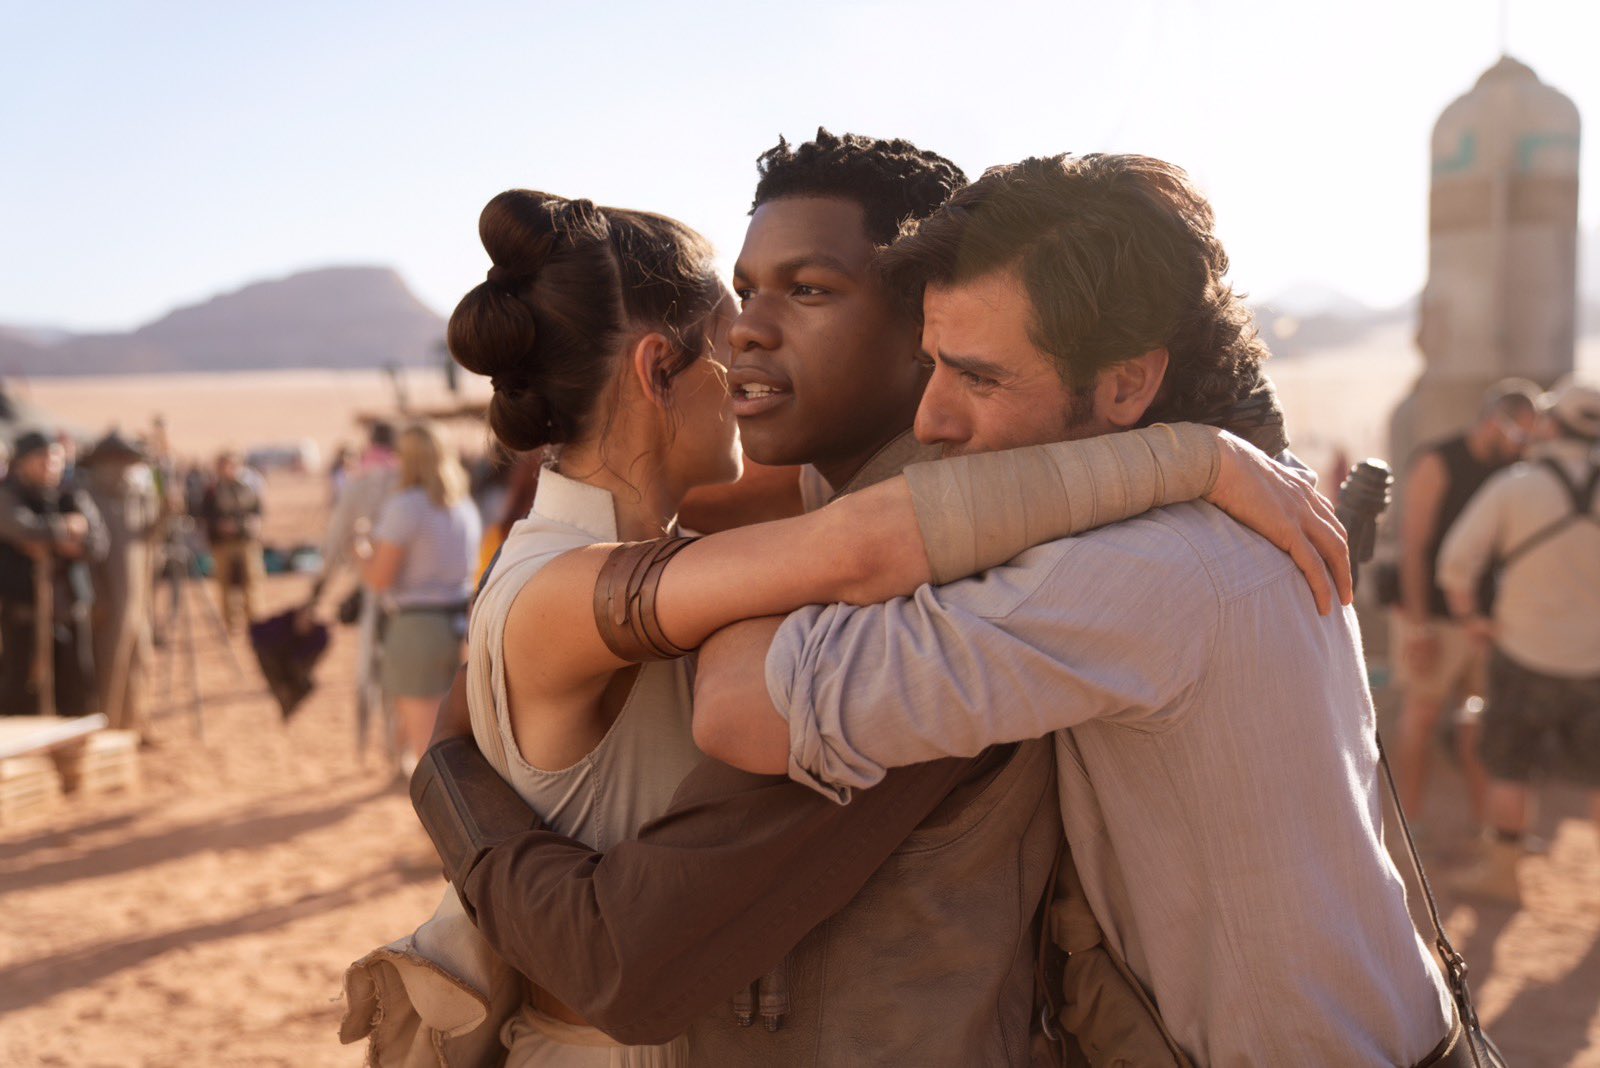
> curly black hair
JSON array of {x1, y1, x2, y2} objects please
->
[{"x1": 750, "y1": 128, "x2": 967, "y2": 246}]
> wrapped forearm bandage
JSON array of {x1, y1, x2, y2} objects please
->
[{"x1": 903, "y1": 422, "x2": 1222, "y2": 584}]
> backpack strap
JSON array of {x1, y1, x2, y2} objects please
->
[{"x1": 1497, "y1": 458, "x2": 1600, "y2": 572}]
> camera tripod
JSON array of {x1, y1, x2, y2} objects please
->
[{"x1": 152, "y1": 514, "x2": 246, "y2": 741}]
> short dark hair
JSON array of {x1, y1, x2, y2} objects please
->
[
  {"x1": 751, "y1": 128, "x2": 967, "y2": 246},
  {"x1": 881, "y1": 154, "x2": 1273, "y2": 433}
]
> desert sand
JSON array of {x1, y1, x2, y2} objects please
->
[
  {"x1": 19, "y1": 367, "x2": 493, "y2": 466},
  {"x1": 3, "y1": 348, "x2": 1600, "y2": 1066}
]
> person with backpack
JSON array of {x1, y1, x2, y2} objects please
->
[
  {"x1": 1391, "y1": 381, "x2": 1539, "y2": 831},
  {"x1": 1439, "y1": 377, "x2": 1600, "y2": 904}
]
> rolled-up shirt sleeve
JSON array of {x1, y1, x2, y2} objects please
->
[
  {"x1": 768, "y1": 521, "x2": 1221, "y2": 800},
  {"x1": 1437, "y1": 477, "x2": 1506, "y2": 604}
]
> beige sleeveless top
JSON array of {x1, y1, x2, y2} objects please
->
[
  {"x1": 467, "y1": 466, "x2": 700, "y2": 1064},
  {"x1": 466, "y1": 466, "x2": 702, "y2": 849}
]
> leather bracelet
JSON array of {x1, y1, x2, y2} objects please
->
[{"x1": 592, "y1": 537, "x2": 699, "y2": 662}]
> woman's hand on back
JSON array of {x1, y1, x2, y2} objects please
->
[{"x1": 1204, "y1": 433, "x2": 1352, "y2": 615}]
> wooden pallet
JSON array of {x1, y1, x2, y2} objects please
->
[
  {"x1": 0, "y1": 754, "x2": 64, "y2": 823},
  {"x1": 53, "y1": 730, "x2": 141, "y2": 797}
]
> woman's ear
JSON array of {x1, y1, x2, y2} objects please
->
[
  {"x1": 1095, "y1": 347, "x2": 1170, "y2": 429},
  {"x1": 628, "y1": 332, "x2": 676, "y2": 411}
]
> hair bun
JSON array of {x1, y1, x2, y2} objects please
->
[
  {"x1": 448, "y1": 280, "x2": 539, "y2": 381},
  {"x1": 487, "y1": 380, "x2": 561, "y2": 451},
  {"x1": 449, "y1": 187, "x2": 719, "y2": 458},
  {"x1": 478, "y1": 191, "x2": 612, "y2": 284}
]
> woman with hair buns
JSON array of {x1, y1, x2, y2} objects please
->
[{"x1": 344, "y1": 188, "x2": 1346, "y2": 1066}]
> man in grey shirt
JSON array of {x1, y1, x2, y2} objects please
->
[{"x1": 694, "y1": 155, "x2": 1461, "y2": 1066}]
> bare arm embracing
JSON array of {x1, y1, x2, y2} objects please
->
[{"x1": 513, "y1": 423, "x2": 1348, "y2": 707}]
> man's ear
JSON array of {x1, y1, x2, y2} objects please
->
[
  {"x1": 628, "y1": 332, "x2": 676, "y2": 411},
  {"x1": 1094, "y1": 347, "x2": 1170, "y2": 429}
]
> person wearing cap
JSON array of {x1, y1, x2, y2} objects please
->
[
  {"x1": 0, "y1": 429, "x2": 108, "y2": 716},
  {"x1": 83, "y1": 430, "x2": 162, "y2": 734},
  {"x1": 1392, "y1": 378, "x2": 1540, "y2": 832},
  {"x1": 1438, "y1": 377, "x2": 1600, "y2": 903}
]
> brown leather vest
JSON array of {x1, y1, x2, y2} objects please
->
[{"x1": 684, "y1": 738, "x2": 1060, "y2": 1066}]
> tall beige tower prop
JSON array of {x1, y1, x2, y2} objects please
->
[{"x1": 1391, "y1": 55, "x2": 1580, "y2": 466}]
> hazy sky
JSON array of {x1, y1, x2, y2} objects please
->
[{"x1": 3, "y1": 0, "x2": 1596, "y2": 332}]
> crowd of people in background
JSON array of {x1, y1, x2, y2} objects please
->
[
  {"x1": 0, "y1": 412, "x2": 524, "y2": 757},
  {"x1": 305, "y1": 417, "x2": 535, "y2": 770},
  {"x1": 0, "y1": 418, "x2": 238, "y2": 732},
  {"x1": 1388, "y1": 375, "x2": 1600, "y2": 906}
]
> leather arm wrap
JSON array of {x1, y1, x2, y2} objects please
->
[
  {"x1": 903, "y1": 422, "x2": 1223, "y2": 584},
  {"x1": 410, "y1": 736, "x2": 540, "y2": 922},
  {"x1": 592, "y1": 537, "x2": 698, "y2": 662}
]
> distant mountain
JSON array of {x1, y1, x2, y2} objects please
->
[
  {"x1": 1253, "y1": 226, "x2": 1600, "y2": 358},
  {"x1": 0, "y1": 266, "x2": 445, "y2": 377},
  {"x1": 0, "y1": 323, "x2": 73, "y2": 346},
  {"x1": 1251, "y1": 292, "x2": 1414, "y2": 359}
]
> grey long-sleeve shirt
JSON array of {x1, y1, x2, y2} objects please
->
[{"x1": 766, "y1": 500, "x2": 1452, "y2": 1067}]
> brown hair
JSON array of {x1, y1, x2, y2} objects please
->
[
  {"x1": 880, "y1": 154, "x2": 1272, "y2": 431},
  {"x1": 448, "y1": 191, "x2": 723, "y2": 452}
]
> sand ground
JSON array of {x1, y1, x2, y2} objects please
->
[
  {"x1": 3, "y1": 353, "x2": 1599, "y2": 1065},
  {"x1": 18, "y1": 368, "x2": 493, "y2": 466}
]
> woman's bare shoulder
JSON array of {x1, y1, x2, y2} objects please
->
[
  {"x1": 496, "y1": 544, "x2": 622, "y2": 770},
  {"x1": 501, "y1": 543, "x2": 618, "y2": 695}
]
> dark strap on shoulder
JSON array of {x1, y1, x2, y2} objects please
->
[
  {"x1": 1540, "y1": 456, "x2": 1600, "y2": 513},
  {"x1": 1500, "y1": 458, "x2": 1600, "y2": 572},
  {"x1": 1377, "y1": 738, "x2": 1488, "y2": 1068}
]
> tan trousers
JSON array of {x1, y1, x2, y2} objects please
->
[{"x1": 210, "y1": 540, "x2": 262, "y2": 632}]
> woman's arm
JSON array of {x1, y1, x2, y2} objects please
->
[
  {"x1": 360, "y1": 495, "x2": 416, "y2": 594},
  {"x1": 358, "y1": 539, "x2": 404, "y2": 593},
  {"x1": 510, "y1": 424, "x2": 1348, "y2": 700}
]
